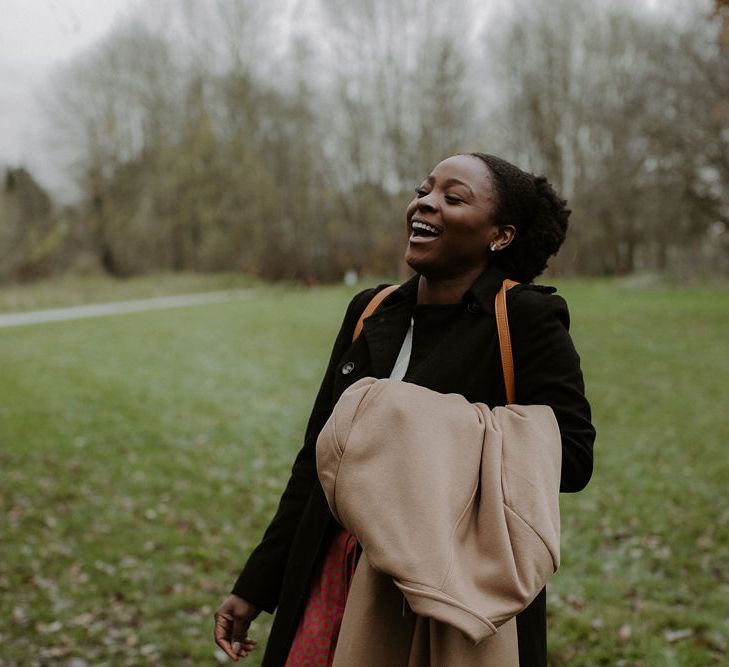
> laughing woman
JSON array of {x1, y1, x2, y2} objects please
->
[{"x1": 214, "y1": 152, "x2": 596, "y2": 666}]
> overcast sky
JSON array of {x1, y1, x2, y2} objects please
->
[{"x1": 0, "y1": 0, "x2": 139, "y2": 193}]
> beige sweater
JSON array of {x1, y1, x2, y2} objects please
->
[{"x1": 316, "y1": 377, "x2": 562, "y2": 666}]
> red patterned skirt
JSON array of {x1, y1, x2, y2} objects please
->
[{"x1": 284, "y1": 529, "x2": 360, "y2": 667}]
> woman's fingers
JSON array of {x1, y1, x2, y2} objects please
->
[
  {"x1": 232, "y1": 617, "x2": 256, "y2": 657},
  {"x1": 231, "y1": 638, "x2": 257, "y2": 658},
  {"x1": 214, "y1": 596, "x2": 259, "y2": 661},
  {"x1": 214, "y1": 611, "x2": 239, "y2": 661}
]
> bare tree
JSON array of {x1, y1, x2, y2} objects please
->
[
  {"x1": 30, "y1": 0, "x2": 726, "y2": 282},
  {"x1": 482, "y1": 0, "x2": 728, "y2": 275},
  {"x1": 316, "y1": 0, "x2": 478, "y2": 274}
]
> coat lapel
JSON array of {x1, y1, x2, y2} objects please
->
[
  {"x1": 360, "y1": 276, "x2": 418, "y2": 378},
  {"x1": 467, "y1": 265, "x2": 508, "y2": 316}
]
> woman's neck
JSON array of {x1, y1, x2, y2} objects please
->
[{"x1": 416, "y1": 270, "x2": 482, "y2": 305}]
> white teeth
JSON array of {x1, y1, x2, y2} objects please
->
[{"x1": 412, "y1": 221, "x2": 440, "y2": 235}]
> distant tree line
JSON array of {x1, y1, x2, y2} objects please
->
[{"x1": 1, "y1": 0, "x2": 727, "y2": 283}]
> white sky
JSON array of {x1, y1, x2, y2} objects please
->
[{"x1": 0, "y1": 0, "x2": 139, "y2": 194}]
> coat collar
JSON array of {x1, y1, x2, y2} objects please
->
[
  {"x1": 359, "y1": 265, "x2": 509, "y2": 376},
  {"x1": 465, "y1": 264, "x2": 509, "y2": 316},
  {"x1": 377, "y1": 264, "x2": 509, "y2": 313}
]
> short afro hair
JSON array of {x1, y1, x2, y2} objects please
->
[{"x1": 469, "y1": 153, "x2": 570, "y2": 283}]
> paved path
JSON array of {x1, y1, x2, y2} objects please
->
[{"x1": 0, "y1": 289, "x2": 256, "y2": 329}]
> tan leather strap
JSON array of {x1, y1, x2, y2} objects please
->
[
  {"x1": 495, "y1": 279, "x2": 520, "y2": 404},
  {"x1": 352, "y1": 284, "x2": 399, "y2": 342}
]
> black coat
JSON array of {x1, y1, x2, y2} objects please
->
[{"x1": 232, "y1": 266, "x2": 595, "y2": 666}]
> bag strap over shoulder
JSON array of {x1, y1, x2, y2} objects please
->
[
  {"x1": 352, "y1": 284, "x2": 399, "y2": 342},
  {"x1": 352, "y1": 279, "x2": 520, "y2": 404},
  {"x1": 495, "y1": 279, "x2": 520, "y2": 404}
]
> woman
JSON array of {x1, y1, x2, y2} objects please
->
[{"x1": 214, "y1": 153, "x2": 596, "y2": 666}]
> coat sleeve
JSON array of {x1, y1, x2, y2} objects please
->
[
  {"x1": 508, "y1": 288, "x2": 596, "y2": 492},
  {"x1": 230, "y1": 288, "x2": 378, "y2": 611}
]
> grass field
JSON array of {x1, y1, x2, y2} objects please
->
[{"x1": 1, "y1": 277, "x2": 728, "y2": 665}]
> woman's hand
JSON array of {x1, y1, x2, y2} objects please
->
[{"x1": 214, "y1": 594, "x2": 260, "y2": 661}]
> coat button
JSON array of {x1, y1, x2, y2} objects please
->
[
  {"x1": 341, "y1": 361, "x2": 355, "y2": 375},
  {"x1": 467, "y1": 301, "x2": 481, "y2": 313}
]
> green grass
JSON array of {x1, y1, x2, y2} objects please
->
[
  {"x1": 549, "y1": 280, "x2": 729, "y2": 666},
  {"x1": 1, "y1": 278, "x2": 728, "y2": 665}
]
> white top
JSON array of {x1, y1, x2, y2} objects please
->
[{"x1": 388, "y1": 317, "x2": 414, "y2": 381}]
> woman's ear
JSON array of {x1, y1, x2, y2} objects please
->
[{"x1": 490, "y1": 225, "x2": 516, "y2": 252}]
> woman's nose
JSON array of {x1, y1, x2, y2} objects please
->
[{"x1": 416, "y1": 192, "x2": 438, "y2": 212}]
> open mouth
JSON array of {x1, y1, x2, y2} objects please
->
[{"x1": 410, "y1": 221, "x2": 441, "y2": 238}]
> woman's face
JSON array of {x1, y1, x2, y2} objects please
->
[{"x1": 405, "y1": 154, "x2": 501, "y2": 280}]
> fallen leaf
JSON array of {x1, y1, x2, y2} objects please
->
[
  {"x1": 12, "y1": 607, "x2": 28, "y2": 625},
  {"x1": 663, "y1": 628, "x2": 693, "y2": 643},
  {"x1": 37, "y1": 620, "x2": 63, "y2": 635}
]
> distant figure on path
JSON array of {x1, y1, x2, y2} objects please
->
[{"x1": 214, "y1": 152, "x2": 596, "y2": 666}]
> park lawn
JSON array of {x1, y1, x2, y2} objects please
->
[{"x1": 1, "y1": 279, "x2": 728, "y2": 665}]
